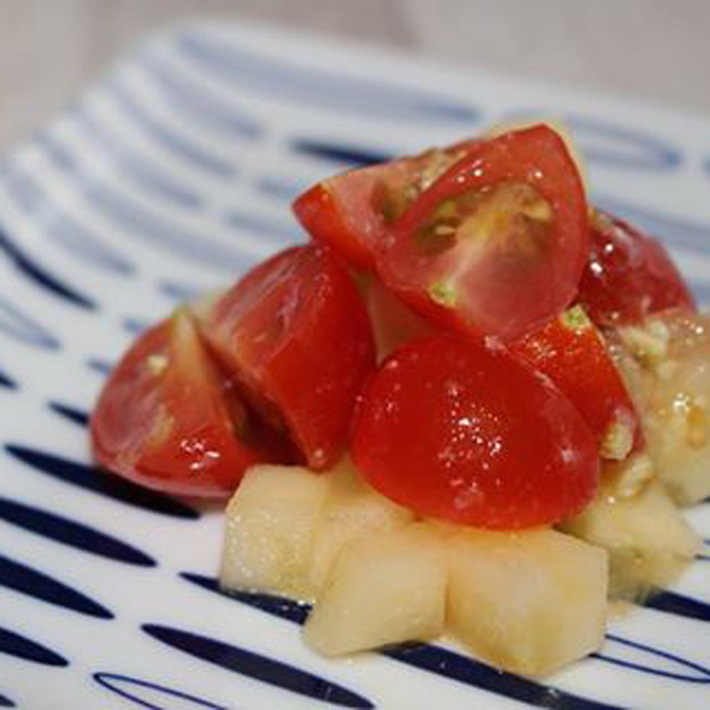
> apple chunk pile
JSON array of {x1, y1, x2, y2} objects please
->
[{"x1": 220, "y1": 460, "x2": 609, "y2": 677}]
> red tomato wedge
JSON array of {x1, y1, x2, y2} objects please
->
[
  {"x1": 292, "y1": 142, "x2": 477, "y2": 271},
  {"x1": 377, "y1": 125, "x2": 589, "y2": 342},
  {"x1": 363, "y1": 275, "x2": 435, "y2": 361},
  {"x1": 91, "y1": 310, "x2": 278, "y2": 498},
  {"x1": 509, "y1": 306, "x2": 640, "y2": 459},
  {"x1": 352, "y1": 335, "x2": 598, "y2": 529},
  {"x1": 578, "y1": 210, "x2": 696, "y2": 327},
  {"x1": 200, "y1": 245, "x2": 376, "y2": 471}
]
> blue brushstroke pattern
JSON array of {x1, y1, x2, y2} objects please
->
[
  {"x1": 224, "y1": 209, "x2": 296, "y2": 245},
  {"x1": 291, "y1": 139, "x2": 394, "y2": 167},
  {"x1": 0, "y1": 625, "x2": 68, "y2": 667},
  {"x1": 595, "y1": 633, "x2": 710, "y2": 684},
  {"x1": 594, "y1": 193, "x2": 710, "y2": 257},
  {"x1": 383, "y1": 644, "x2": 625, "y2": 710},
  {"x1": 254, "y1": 175, "x2": 303, "y2": 202},
  {"x1": 142, "y1": 624, "x2": 374, "y2": 709},
  {"x1": 0, "y1": 221, "x2": 96, "y2": 310},
  {"x1": 0, "y1": 495, "x2": 155, "y2": 567},
  {"x1": 182, "y1": 573, "x2": 310, "y2": 623},
  {"x1": 37, "y1": 132, "x2": 255, "y2": 274},
  {"x1": 140, "y1": 54, "x2": 262, "y2": 140},
  {"x1": 175, "y1": 31, "x2": 480, "y2": 125},
  {"x1": 0, "y1": 368, "x2": 16, "y2": 390},
  {"x1": 123, "y1": 316, "x2": 151, "y2": 335},
  {"x1": 158, "y1": 279, "x2": 202, "y2": 303},
  {"x1": 1, "y1": 163, "x2": 135, "y2": 275},
  {"x1": 4, "y1": 444, "x2": 199, "y2": 519},
  {"x1": 0, "y1": 691, "x2": 14, "y2": 708},
  {"x1": 49, "y1": 401, "x2": 89, "y2": 427},
  {"x1": 93, "y1": 672, "x2": 230, "y2": 710},
  {"x1": 87, "y1": 357, "x2": 114, "y2": 376},
  {"x1": 563, "y1": 115, "x2": 682, "y2": 171},
  {"x1": 0, "y1": 294, "x2": 60, "y2": 350},
  {"x1": 644, "y1": 591, "x2": 710, "y2": 623},
  {"x1": 180, "y1": 574, "x2": 622, "y2": 710},
  {"x1": 0, "y1": 553, "x2": 113, "y2": 619},
  {"x1": 71, "y1": 104, "x2": 205, "y2": 209},
  {"x1": 107, "y1": 79, "x2": 238, "y2": 178}
]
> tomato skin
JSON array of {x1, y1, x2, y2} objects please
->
[
  {"x1": 351, "y1": 335, "x2": 598, "y2": 529},
  {"x1": 377, "y1": 125, "x2": 589, "y2": 342},
  {"x1": 363, "y1": 275, "x2": 435, "y2": 360},
  {"x1": 201, "y1": 244, "x2": 376, "y2": 471},
  {"x1": 91, "y1": 310, "x2": 274, "y2": 498},
  {"x1": 578, "y1": 211, "x2": 695, "y2": 327},
  {"x1": 292, "y1": 142, "x2": 477, "y2": 272},
  {"x1": 293, "y1": 173, "x2": 386, "y2": 271},
  {"x1": 509, "y1": 306, "x2": 640, "y2": 458}
]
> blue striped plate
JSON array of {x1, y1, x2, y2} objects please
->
[{"x1": 0, "y1": 19, "x2": 709, "y2": 710}]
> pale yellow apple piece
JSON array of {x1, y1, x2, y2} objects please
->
[
  {"x1": 447, "y1": 528, "x2": 608, "y2": 677},
  {"x1": 561, "y1": 477, "x2": 701, "y2": 601},
  {"x1": 220, "y1": 464, "x2": 330, "y2": 601},
  {"x1": 303, "y1": 524, "x2": 447, "y2": 656},
  {"x1": 309, "y1": 459, "x2": 414, "y2": 593}
]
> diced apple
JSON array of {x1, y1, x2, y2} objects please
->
[
  {"x1": 615, "y1": 312, "x2": 710, "y2": 505},
  {"x1": 561, "y1": 474, "x2": 701, "y2": 601},
  {"x1": 447, "y1": 528, "x2": 607, "y2": 677},
  {"x1": 220, "y1": 464, "x2": 330, "y2": 601},
  {"x1": 309, "y1": 458, "x2": 414, "y2": 593},
  {"x1": 303, "y1": 524, "x2": 447, "y2": 656}
]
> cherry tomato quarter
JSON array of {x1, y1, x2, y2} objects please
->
[
  {"x1": 352, "y1": 335, "x2": 599, "y2": 529},
  {"x1": 578, "y1": 210, "x2": 695, "y2": 327},
  {"x1": 510, "y1": 306, "x2": 640, "y2": 459},
  {"x1": 200, "y1": 245, "x2": 376, "y2": 471},
  {"x1": 91, "y1": 310, "x2": 276, "y2": 497},
  {"x1": 292, "y1": 142, "x2": 478, "y2": 271},
  {"x1": 377, "y1": 125, "x2": 590, "y2": 342}
]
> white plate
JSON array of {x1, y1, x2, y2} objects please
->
[{"x1": 0, "y1": 19, "x2": 708, "y2": 710}]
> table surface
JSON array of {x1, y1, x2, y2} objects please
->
[{"x1": 1, "y1": 0, "x2": 709, "y2": 153}]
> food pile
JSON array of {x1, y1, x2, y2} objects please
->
[{"x1": 91, "y1": 124, "x2": 708, "y2": 676}]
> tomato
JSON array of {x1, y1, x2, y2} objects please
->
[
  {"x1": 91, "y1": 310, "x2": 280, "y2": 497},
  {"x1": 292, "y1": 142, "x2": 477, "y2": 271},
  {"x1": 376, "y1": 125, "x2": 589, "y2": 342},
  {"x1": 351, "y1": 335, "x2": 598, "y2": 529},
  {"x1": 363, "y1": 275, "x2": 435, "y2": 361},
  {"x1": 577, "y1": 210, "x2": 695, "y2": 327},
  {"x1": 200, "y1": 245, "x2": 376, "y2": 471},
  {"x1": 509, "y1": 305, "x2": 640, "y2": 459}
]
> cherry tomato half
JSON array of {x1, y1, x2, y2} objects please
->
[
  {"x1": 577, "y1": 210, "x2": 695, "y2": 327},
  {"x1": 200, "y1": 245, "x2": 376, "y2": 471},
  {"x1": 352, "y1": 335, "x2": 599, "y2": 529},
  {"x1": 292, "y1": 142, "x2": 477, "y2": 271},
  {"x1": 377, "y1": 125, "x2": 589, "y2": 342},
  {"x1": 91, "y1": 310, "x2": 278, "y2": 497},
  {"x1": 509, "y1": 305, "x2": 640, "y2": 459}
]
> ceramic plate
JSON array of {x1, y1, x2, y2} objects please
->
[{"x1": 0, "y1": 19, "x2": 709, "y2": 710}]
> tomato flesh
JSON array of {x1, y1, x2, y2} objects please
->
[
  {"x1": 377, "y1": 125, "x2": 589, "y2": 342},
  {"x1": 200, "y1": 245, "x2": 376, "y2": 471},
  {"x1": 578, "y1": 210, "x2": 695, "y2": 327},
  {"x1": 292, "y1": 142, "x2": 477, "y2": 271},
  {"x1": 352, "y1": 335, "x2": 598, "y2": 529},
  {"x1": 509, "y1": 306, "x2": 640, "y2": 458},
  {"x1": 91, "y1": 310, "x2": 277, "y2": 497}
]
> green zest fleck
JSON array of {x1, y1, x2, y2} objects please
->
[
  {"x1": 561, "y1": 304, "x2": 591, "y2": 333},
  {"x1": 429, "y1": 281, "x2": 457, "y2": 308}
]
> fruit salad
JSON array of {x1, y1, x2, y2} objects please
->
[{"x1": 90, "y1": 123, "x2": 708, "y2": 677}]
